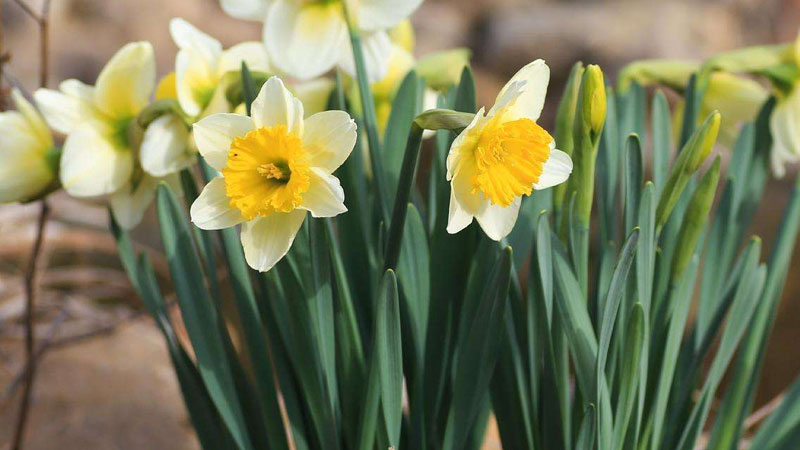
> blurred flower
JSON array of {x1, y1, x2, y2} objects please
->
[
  {"x1": 220, "y1": 0, "x2": 422, "y2": 81},
  {"x1": 620, "y1": 59, "x2": 769, "y2": 148},
  {"x1": 34, "y1": 42, "x2": 183, "y2": 228},
  {"x1": 0, "y1": 89, "x2": 58, "y2": 203},
  {"x1": 190, "y1": 77, "x2": 356, "y2": 271},
  {"x1": 170, "y1": 18, "x2": 270, "y2": 117},
  {"x1": 349, "y1": 39, "x2": 470, "y2": 136},
  {"x1": 770, "y1": 81, "x2": 800, "y2": 178},
  {"x1": 446, "y1": 60, "x2": 573, "y2": 240}
]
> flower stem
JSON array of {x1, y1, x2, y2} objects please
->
[{"x1": 345, "y1": 18, "x2": 391, "y2": 223}]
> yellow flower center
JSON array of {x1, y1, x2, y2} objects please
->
[
  {"x1": 471, "y1": 118, "x2": 553, "y2": 207},
  {"x1": 223, "y1": 125, "x2": 310, "y2": 220}
]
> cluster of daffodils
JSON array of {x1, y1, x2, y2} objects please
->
[
  {"x1": 619, "y1": 28, "x2": 800, "y2": 177},
  {"x1": 0, "y1": 0, "x2": 575, "y2": 273}
]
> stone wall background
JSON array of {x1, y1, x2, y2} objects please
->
[{"x1": 2, "y1": 1, "x2": 800, "y2": 449}]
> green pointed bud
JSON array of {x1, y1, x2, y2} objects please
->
[
  {"x1": 671, "y1": 157, "x2": 721, "y2": 281},
  {"x1": 552, "y1": 62, "x2": 584, "y2": 216},
  {"x1": 415, "y1": 48, "x2": 472, "y2": 92},
  {"x1": 618, "y1": 59, "x2": 699, "y2": 93},
  {"x1": 687, "y1": 111, "x2": 720, "y2": 171},
  {"x1": 413, "y1": 108, "x2": 475, "y2": 131},
  {"x1": 582, "y1": 65, "x2": 607, "y2": 136},
  {"x1": 655, "y1": 111, "x2": 720, "y2": 231}
]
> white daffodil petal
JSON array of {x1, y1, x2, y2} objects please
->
[
  {"x1": 193, "y1": 113, "x2": 255, "y2": 170},
  {"x1": 109, "y1": 176, "x2": 159, "y2": 229},
  {"x1": 302, "y1": 110, "x2": 357, "y2": 173},
  {"x1": 475, "y1": 197, "x2": 522, "y2": 241},
  {"x1": 60, "y1": 79, "x2": 95, "y2": 103},
  {"x1": 94, "y1": 42, "x2": 156, "y2": 119},
  {"x1": 251, "y1": 77, "x2": 303, "y2": 133},
  {"x1": 219, "y1": 41, "x2": 271, "y2": 76},
  {"x1": 190, "y1": 176, "x2": 244, "y2": 230},
  {"x1": 170, "y1": 18, "x2": 223, "y2": 66},
  {"x1": 34, "y1": 86, "x2": 97, "y2": 135},
  {"x1": 357, "y1": 0, "x2": 423, "y2": 31},
  {"x1": 221, "y1": 0, "x2": 270, "y2": 21},
  {"x1": 0, "y1": 112, "x2": 53, "y2": 203},
  {"x1": 140, "y1": 115, "x2": 194, "y2": 177},
  {"x1": 338, "y1": 30, "x2": 392, "y2": 82},
  {"x1": 11, "y1": 89, "x2": 52, "y2": 145},
  {"x1": 494, "y1": 59, "x2": 550, "y2": 122},
  {"x1": 446, "y1": 160, "x2": 482, "y2": 234},
  {"x1": 446, "y1": 107, "x2": 486, "y2": 180},
  {"x1": 534, "y1": 149, "x2": 573, "y2": 190},
  {"x1": 291, "y1": 78, "x2": 335, "y2": 117},
  {"x1": 240, "y1": 209, "x2": 307, "y2": 272},
  {"x1": 264, "y1": 0, "x2": 348, "y2": 80},
  {"x1": 301, "y1": 168, "x2": 347, "y2": 217},
  {"x1": 60, "y1": 123, "x2": 133, "y2": 197},
  {"x1": 769, "y1": 87, "x2": 800, "y2": 178},
  {"x1": 175, "y1": 50, "x2": 218, "y2": 117}
]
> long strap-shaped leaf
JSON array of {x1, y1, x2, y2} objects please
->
[
  {"x1": 155, "y1": 184, "x2": 254, "y2": 450},
  {"x1": 442, "y1": 247, "x2": 513, "y2": 450}
]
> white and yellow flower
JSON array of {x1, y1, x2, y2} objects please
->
[
  {"x1": 34, "y1": 42, "x2": 183, "y2": 228},
  {"x1": 190, "y1": 76, "x2": 356, "y2": 271},
  {"x1": 219, "y1": 0, "x2": 422, "y2": 81},
  {"x1": 446, "y1": 60, "x2": 573, "y2": 241},
  {"x1": 770, "y1": 82, "x2": 800, "y2": 177},
  {"x1": 170, "y1": 18, "x2": 270, "y2": 118},
  {"x1": 0, "y1": 89, "x2": 58, "y2": 203}
]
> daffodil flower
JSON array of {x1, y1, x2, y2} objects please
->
[
  {"x1": 446, "y1": 60, "x2": 573, "y2": 240},
  {"x1": 770, "y1": 82, "x2": 800, "y2": 177},
  {"x1": 0, "y1": 89, "x2": 58, "y2": 203},
  {"x1": 219, "y1": 0, "x2": 422, "y2": 81},
  {"x1": 170, "y1": 18, "x2": 270, "y2": 117},
  {"x1": 190, "y1": 76, "x2": 356, "y2": 272},
  {"x1": 34, "y1": 42, "x2": 184, "y2": 228}
]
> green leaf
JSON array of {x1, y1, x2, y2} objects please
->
[
  {"x1": 155, "y1": 183, "x2": 254, "y2": 450},
  {"x1": 596, "y1": 228, "x2": 640, "y2": 407},
  {"x1": 673, "y1": 244, "x2": 765, "y2": 450},
  {"x1": 552, "y1": 237, "x2": 598, "y2": 400},
  {"x1": 647, "y1": 255, "x2": 700, "y2": 450},
  {"x1": 326, "y1": 219, "x2": 367, "y2": 448},
  {"x1": 651, "y1": 90, "x2": 672, "y2": 197},
  {"x1": 241, "y1": 62, "x2": 256, "y2": 115},
  {"x1": 376, "y1": 270, "x2": 403, "y2": 448},
  {"x1": 612, "y1": 303, "x2": 645, "y2": 449},
  {"x1": 749, "y1": 372, "x2": 800, "y2": 450},
  {"x1": 347, "y1": 28, "x2": 390, "y2": 223},
  {"x1": 576, "y1": 405, "x2": 597, "y2": 450},
  {"x1": 623, "y1": 134, "x2": 643, "y2": 234},
  {"x1": 384, "y1": 71, "x2": 424, "y2": 201},
  {"x1": 216, "y1": 225, "x2": 291, "y2": 450},
  {"x1": 443, "y1": 247, "x2": 513, "y2": 450},
  {"x1": 709, "y1": 173, "x2": 800, "y2": 450},
  {"x1": 383, "y1": 123, "x2": 424, "y2": 270}
]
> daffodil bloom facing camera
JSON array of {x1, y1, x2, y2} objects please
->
[
  {"x1": 446, "y1": 60, "x2": 573, "y2": 241},
  {"x1": 0, "y1": 89, "x2": 58, "y2": 203},
  {"x1": 190, "y1": 77, "x2": 357, "y2": 272},
  {"x1": 220, "y1": 0, "x2": 422, "y2": 81},
  {"x1": 170, "y1": 18, "x2": 270, "y2": 118}
]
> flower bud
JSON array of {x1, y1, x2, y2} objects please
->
[
  {"x1": 582, "y1": 65, "x2": 606, "y2": 136},
  {"x1": 687, "y1": 111, "x2": 720, "y2": 172}
]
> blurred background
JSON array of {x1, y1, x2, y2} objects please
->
[{"x1": 1, "y1": 0, "x2": 799, "y2": 448}]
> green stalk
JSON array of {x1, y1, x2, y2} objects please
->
[{"x1": 344, "y1": 12, "x2": 391, "y2": 223}]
